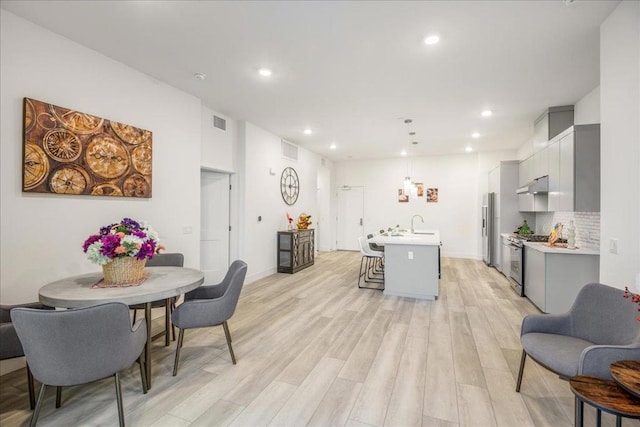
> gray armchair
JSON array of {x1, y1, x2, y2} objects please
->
[
  {"x1": 11, "y1": 302, "x2": 147, "y2": 426},
  {"x1": 0, "y1": 302, "x2": 52, "y2": 409},
  {"x1": 171, "y1": 260, "x2": 247, "y2": 376},
  {"x1": 130, "y1": 253, "x2": 184, "y2": 345},
  {"x1": 516, "y1": 283, "x2": 640, "y2": 392}
]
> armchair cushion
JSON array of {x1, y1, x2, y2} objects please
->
[{"x1": 522, "y1": 333, "x2": 593, "y2": 378}]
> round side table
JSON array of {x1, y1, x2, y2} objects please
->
[{"x1": 569, "y1": 375, "x2": 640, "y2": 427}]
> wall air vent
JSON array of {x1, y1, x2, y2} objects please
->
[
  {"x1": 213, "y1": 115, "x2": 226, "y2": 131},
  {"x1": 281, "y1": 139, "x2": 298, "y2": 161}
]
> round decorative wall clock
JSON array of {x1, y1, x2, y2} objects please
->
[{"x1": 280, "y1": 167, "x2": 299, "y2": 205}]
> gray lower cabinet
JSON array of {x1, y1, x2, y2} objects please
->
[
  {"x1": 501, "y1": 237, "x2": 510, "y2": 276},
  {"x1": 524, "y1": 245, "x2": 599, "y2": 314}
]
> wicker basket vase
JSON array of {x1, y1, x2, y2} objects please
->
[{"x1": 102, "y1": 257, "x2": 147, "y2": 285}]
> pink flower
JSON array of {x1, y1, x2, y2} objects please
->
[
  {"x1": 157, "y1": 244, "x2": 166, "y2": 252},
  {"x1": 116, "y1": 232, "x2": 125, "y2": 239},
  {"x1": 114, "y1": 246, "x2": 127, "y2": 254}
]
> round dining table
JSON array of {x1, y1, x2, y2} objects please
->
[{"x1": 39, "y1": 266, "x2": 204, "y2": 389}]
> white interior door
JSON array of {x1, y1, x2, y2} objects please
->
[
  {"x1": 200, "y1": 170, "x2": 230, "y2": 284},
  {"x1": 336, "y1": 186, "x2": 364, "y2": 250}
]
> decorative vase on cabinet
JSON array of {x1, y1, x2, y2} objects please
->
[{"x1": 277, "y1": 229, "x2": 314, "y2": 274}]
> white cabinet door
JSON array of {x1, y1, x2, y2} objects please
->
[
  {"x1": 501, "y1": 240, "x2": 510, "y2": 276},
  {"x1": 524, "y1": 247, "x2": 546, "y2": 312},
  {"x1": 559, "y1": 132, "x2": 575, "y2": 211},
  {"x1": 533, "y1": 146, "x2": 549, "y2": 178},
  {"x1": 547, "y1": 141, "x2": 560, "y2": 211},
  {"x1": 519, "y1": 157, "x2": 533, "y2": 186}
]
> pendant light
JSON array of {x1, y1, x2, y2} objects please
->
[{"x1": 402, "y1": 119, "x2": 415, "y2": 193}]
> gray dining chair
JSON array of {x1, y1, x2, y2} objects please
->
[
  {"x1": 171, "y1": 260, "x2": 247, "y2": 376},
  {"x1": 0, "y1": 302, "x2": 53, "y2": 409},
  {"x1": 130, "y1": 253, "x2": 184, "y2": 345},
  {"x1": 516, "y1": 283, "x2": 640, "y2": 392},
  {"x1": 11, "y1": 302, "x2": 147, "y2": 427}
]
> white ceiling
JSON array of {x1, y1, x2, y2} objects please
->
[{"x1": 1, "y1": 0, "x2": 617, "y2": 160}]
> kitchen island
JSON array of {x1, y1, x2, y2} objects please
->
[{"x1": 370, "y1": 230, "x2": 441, "y2": 300}]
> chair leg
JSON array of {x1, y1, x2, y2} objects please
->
[
  {"x1": 139, "y1": 354, "x2": 148, "y2": 394},
  {"x1": 27, "y1": 364, "x2": 35, "y2": 410},
  {"x1": 132, "y1": 309, "x2": 138, "y2": 324},
  {"x1": 575, "y1": 396, "x2": 584, "y2": 427},
  {"x1": 516, "y1": 350, "x2": 527, "y2": 392},
  {"x1": 173, "y1": 328, "x2": 184, "y2": 377},
  {"x1": 222, "y1": 321, "x2": 237, "y2": 365},
  {"x1": 55, "y1": 386, "x2": 62, "y2": 408},
  {"x1": 29, "y1": 384, "x2": 46, "y2": 427},
  {"x1": 114, "y1": 372, "x2": 125, "y2": 427}
]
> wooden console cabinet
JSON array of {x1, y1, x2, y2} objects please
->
[{"x1": 277, "y1": 229, "x2": 314, "y2": 273}]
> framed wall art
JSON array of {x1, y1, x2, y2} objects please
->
[
  {"x1": 22, "y1": 97, "x2": 152, "y2": 197},
  {"x1": 427, "y1": 187, "x2": 438, "y2": 203}
]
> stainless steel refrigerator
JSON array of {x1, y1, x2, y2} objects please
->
[{"x1": 482, "y1": 192, "x2": 495, "y2": 266}]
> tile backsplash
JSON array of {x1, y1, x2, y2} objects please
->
[{"x1": 535, "y1": 212, "x2": 600, "y2": 249}]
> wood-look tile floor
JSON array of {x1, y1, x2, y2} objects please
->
[{"x1": 1, "y1": 252, "x2": 639, "y2": 427}]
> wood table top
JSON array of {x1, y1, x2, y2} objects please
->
[
  {"x1": 611, "y1": 360, "x2": 640, "y2": 400},
  {"x1": 570, "y1": 376, "x2": 640, "y2": 418}
]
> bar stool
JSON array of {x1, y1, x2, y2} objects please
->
[{"x1": 357, "y1": 236, "x2": 384, "y2": 290}]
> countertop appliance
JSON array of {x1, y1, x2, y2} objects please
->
[{"x1": 482, "y1": 192, "x2": 495, "y2": 266}]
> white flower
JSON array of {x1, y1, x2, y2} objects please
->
[{"x1": 86, "y1": 241, "x2": 110, "y2": 265}]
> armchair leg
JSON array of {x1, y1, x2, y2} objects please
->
[
  {"x1": 114, "y1": 372, "x2": 125, "y2": 427},
  {"x1": 55, "y1": 386, "x2": 62, "y2": 408},
  {"x1": 222, "y1": 321, "x2": 237, "y2": 365},
  {"x1": 29, "y1": 384, "x2": 46, "y2": 427},
  {"x1": 26, "y1": 364, "x2": 35, "y2": 410},
  {"x1": 516, "y1": 350, "x2": 527, "y2": 392},
  {"x1": 173, "y1": 328, "x2": 184, "y2": 377}
]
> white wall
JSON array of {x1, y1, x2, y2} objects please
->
[
  {"x1": 317, "y1": 158, "x2": 334, "y2": 251},
  {"x1": 0, "y1": 11, "x2": 202, "y2": 305},
  {"x1": 574, "y1": 86, "x2": 600, "y2": 125},
  {"x1": 335, "y1": 153, "x2": 483, "y2": 259},
  {"x1": 201, "y1": 105, "x2": 236, "y2": 173},
  {"x1": 599, "y1": 0, "x2": 640, "y2": 289},
  {"x1": 239, "y1": 122, "x2": 321, "y2": 282}
]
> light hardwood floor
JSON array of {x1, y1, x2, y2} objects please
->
[{"x1": 1, "y1": 251, "x2": 638, "y2": 426}]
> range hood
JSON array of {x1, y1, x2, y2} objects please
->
[{"x1": 517, "y1": 175, "x2": 549, "y2": 195}]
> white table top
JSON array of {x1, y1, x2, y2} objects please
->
[
  {"x1": 370, "y1": 230, "x2": 441, "y2": 246},
  {"x1": 39, "y1": 266, "x2": 205, "y2": 308}
]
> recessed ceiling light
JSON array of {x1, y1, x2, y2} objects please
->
[
  {"x1": 424, "y1": 35, "x2": 440, "y2": 45},
  {"x1": 258, "y1": 68, "x2": 272, "y2": 77},
  {"x1": 465, "y1": 146, "x2": 473, "y2": 152},
  {"x1": 481, "y1": 110, "x2": 493, "y2": 117},
  {"x1": 400, "y1": 150, "x2": 408, "y2": 156},
  {"x1": 303, "y1": 129, "x2": 313, "y2": 135},
  {"x1": 193, "y1": 72, "x2": 206, "y2": 81},
  {"x1": 472, "y1": 132, "x2": 480, "y2": 138},
  {"x1": 329, "y1": 143, "x2": 337, "y2": 150}
]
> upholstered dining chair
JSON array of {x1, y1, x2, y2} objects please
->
[
  {"x1": 131, "y1": 253, "x2": 184, "y2": 345},
  {"x1": 0, "y1": 302, "x2": 52, "y2": 409},
  {"x1": 11, "y1": 302, "x2": 147, "y2": 427},
  {"x1": 171, "y1": 260, "x2": 247, "y2": 376},
  {"x1": 516, "y1": 283, "x2": 640, "y2": 392}
]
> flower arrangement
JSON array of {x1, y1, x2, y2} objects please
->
[
  {"x1": 286, "y1": 212, "x2": 294, "y2": 230},
  {"x1": 83, "y1": 218, "x2": 164, "y2": 265},
  {"x1": 623, "y1": 286, "x2": 640, "y2": 321}
]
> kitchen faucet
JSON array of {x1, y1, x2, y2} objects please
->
[{"x1": 411, "y1": 214, "x2": 424, "y2": 234}]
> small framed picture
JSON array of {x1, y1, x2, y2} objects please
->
[
  {"x1": 427, "y1": 188, "x2": 438, "y2": 203},
  {"x1": 398, "y1": 188, "x2": 408, "y2": 203},
  {"x1": 415, "y1": 183, "x2": 424, "y2": 197}
]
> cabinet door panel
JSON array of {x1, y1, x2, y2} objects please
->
[
  {"x1": 547, "y1": 141, "x2": 560, "y2": 211},
  {"x1": 559, "y1": 133, "x2": 574, "y2": 211}
]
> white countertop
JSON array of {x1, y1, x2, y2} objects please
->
[
  {"x1": 371, "y1": 229, "x2": 441, "y2": 246},
  {"x1": 523, "y1": 241, "x2": 600, "y2": 256}
]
